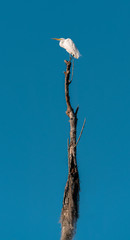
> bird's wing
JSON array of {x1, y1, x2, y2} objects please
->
[
  {"x1": 63, "y1": 39, "x2": 78, "y2": 54},
  {"x1": 63, "y1": 38, "x2": 80, "y2": 58}
]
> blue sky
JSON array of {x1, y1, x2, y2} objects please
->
[{"x1": 0, "y1": 0, "x2": 130, "y2": 239}]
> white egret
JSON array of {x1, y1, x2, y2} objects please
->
[{"x1": 52, "y1": 38, "x2": 80, "y2": 59}]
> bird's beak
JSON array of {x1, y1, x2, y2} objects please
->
[{"x1": 51, "y1": 38, "x2": 61, "y2": 41}]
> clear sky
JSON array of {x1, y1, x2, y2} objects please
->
[{"x1": 0, "y1": 0, "x2": 130, "y2": 239}]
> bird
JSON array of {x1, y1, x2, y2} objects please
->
[{"x1": 52, "y1": 38, "x2": 80, "y2": 59}]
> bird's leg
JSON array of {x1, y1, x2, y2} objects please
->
[
  {"x1": 69, "y1": 54, "x2": 72, "y2": 62},
  {"x1": 69, "y1": 58, "x2": 74, "y2": 84}
]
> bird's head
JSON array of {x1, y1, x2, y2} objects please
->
[{"x1": 52, "y1": 38, "x2": 65, "y2": 48}]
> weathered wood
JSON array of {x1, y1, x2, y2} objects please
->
[{"x1": 60, "y1": 59, "x2": 80, "y2": 240}]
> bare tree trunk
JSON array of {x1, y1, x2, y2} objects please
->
[{"x1": 60, "y1": 59, "x2": 80, "y2": 240}]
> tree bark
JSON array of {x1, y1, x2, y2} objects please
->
[{"x1": 60, "y1": 59, "x2": 80, "y2": 240}]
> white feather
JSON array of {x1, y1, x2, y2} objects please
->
[{"x1": 52, "y1": 38, "x2": 80, "y2": 59}]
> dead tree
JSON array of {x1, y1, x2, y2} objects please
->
[{"x1": 60, "y1": 58, "x2": 85, "y2": 240}]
